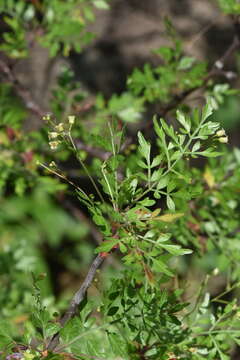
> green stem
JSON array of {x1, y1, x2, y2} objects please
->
[
  {"x1": 101, "y1": 162, "x2": 117, "y2": 211},
  {"x1": 108, "y1": 121, "x2": 119, "y2": 210},
  {"x1": 68, "y1": 132, "x2": 105, "y2": 204}
]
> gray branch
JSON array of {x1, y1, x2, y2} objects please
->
[{"x1": 47, "y1": 254, "x2": 105, "y2": 351}]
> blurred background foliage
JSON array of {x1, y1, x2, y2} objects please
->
[{"x1": 1, "y1": 0, "x2": 240, "y2": 359}]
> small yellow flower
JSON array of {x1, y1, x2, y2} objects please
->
[
  {"x1": 68, "y1": 115, "x2": 75, "y2": 124},
  {"x1": 43, "y1": 113, "x2": 51, "y2": 121},
  {"x1": 216, "y1": 129, "x2": 226, "y2": 137},
  {"x1": 49, "y1": 141, "x2": 59, "y2": 150},
  {"x1": 49, "y1": 161, "x2": 57, "y2": 167},
  {"x1": 48, "y1": 132, "x2": 58, "y2": 139},
  {"x1": 55, "y1": 123, "x2": 64, "y2": 132},
  {"x1": 218, "y1": 136, "x2": 228, "y2": 143}
]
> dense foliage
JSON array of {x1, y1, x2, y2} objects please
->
[{"x1": 1, "y1": 1, "x2": 240, "y2": 359}]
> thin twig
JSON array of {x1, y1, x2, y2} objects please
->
[
  {"x1": 47, "y1": 254, "x2": 105, "y2": 351},
  {"x1": 0, "y1": 58, "x2": 45, "y2": 117},
  {"x1": 186, "y1": 18, "x2": 220, "y2": 52}
]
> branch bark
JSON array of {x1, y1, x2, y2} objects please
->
[{"x1": 47, "y1": 253, "x2": 105, "y2": 351}]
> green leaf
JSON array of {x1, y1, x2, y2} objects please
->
[
  {"x1": 139, "y1": 198, "x2": 156, "y2": 207},
  {"x1": 137, "y1": 159, "x2": 148, "y2": 169},
  {"x1": 195, "y1": 150, "x2": 223, "y2": 157},
  {"x1": 138, "y1": 131, "x2": 151, "y2": 160},
  {"x1": 107, "y1": 306, "x2": 119, "y2": 316},
  {"x1": 177, "y1": 56, "x2": 195, "y2": 70},
  {"x1": 176, "y1": 110, "x2": 191, "y2": 132},
  {"x1": 152, "y1": 258, "x2": 173, "y2": 276},
  {"x1": 201, "y1": 100, "x2": 213, "y2": 122},
  {"x1": 160, "y1": 244, "x2": 192, "y2": 255},
  {"x1": 15, "y1": 177, "x2": 26, "y2": 196},
  {"x1": 93, "y1": 0, "x2": 110, "y2": 9},
  {"x1": 166, "y1": 195, "x2": 175, "y2": 211},
  {"x1": 161, "y1": 118, "x2": 178, "y2": 142},
  {"x1": 151, "y1": 169, "x2": 162, "y2": 181},
  {"x1": 156, "y1": 234, "x2": 171, "y2": 242},
  {"x1": 45, "y1": 322, "x2": 61, "y2": 338},
  {"x1": 217, "y1": 0, "x2": 240, "y2": 14},
  {"x1": 119, "y1": 243, "x2": 127, "y2": 253},
  {"x1": 157, "y1": 177, "x2": 168, "y2": 190},
  {"x1": 153, "y1": 117, "x2": 166, "y2": 141},
  {"x1": 95, "y1": 238, "x2": 119, "y2": 253},
  {"x1": 153, "y1": 46, "x2": 173, "y2": 62},
  {"x1": 192, "y1": 141, "x2": 201, "y2": 152},
  {"x1": 151, "y1": 154, "x2": 163, "y2": 167}
]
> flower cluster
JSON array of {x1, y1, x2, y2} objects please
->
[
  {"x1": 43, "y1": 114, "x2": 76, "y2": 151},
  {"x1": 216, "y1": 129, "x2": 228, "y2": 143}
]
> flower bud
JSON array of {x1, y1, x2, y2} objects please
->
[
  {"x1": 48, "y1": 132, "x2": 58, "y2": 139},
  {"x1": 216, "y1": 129, "x2": 226, "y2": 137},
  {"x1": 43, "y1": 113, "x2": 51, "y2": 121},
  {"x1": 218, "y1": 136, "x2": 228, "y2": 143},
  {"x1": 55, "y1": 123, "x2": 64, "y2": 132},
  {"x1": 49, "y1": 141, "x2": 59, "y2": 150},
  {"x1": 68, "y1": 115, "x2": 75, "y2": 124}
]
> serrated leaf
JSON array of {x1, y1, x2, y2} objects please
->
[
  {"x1": 137, "y1": 159, "x2": 148, "y2": 169},
  {"x1": 176, "y1": 110, "x2": 191, "y2": 132},
  {"x1": 179, "y1": 134, "x2": 186, "y2": 145},
  {"x1": 138, "y1": 131, "x2": 151, "y2": 160},
  {"x1": 201, "y1": 100, "x2": 213, "y2": 122},
  {"x1": 151, "y1": 170, "x2": 162, "y2": 181},
  {"x1": 151, "y1": 154, "x2": 163, "y2": 167},
  {"x1": 192, "y1": 141, "x2": 201, "y2": 152},
  {"x1": 157, "y1": 177, "x2": 168, "y2": 190},
  {"x1": 161, "y1": 118, "x2": 178, "y2": 142},
  {"x1": 153, "y1": 117, "x2": 166, "y2": 141}
]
